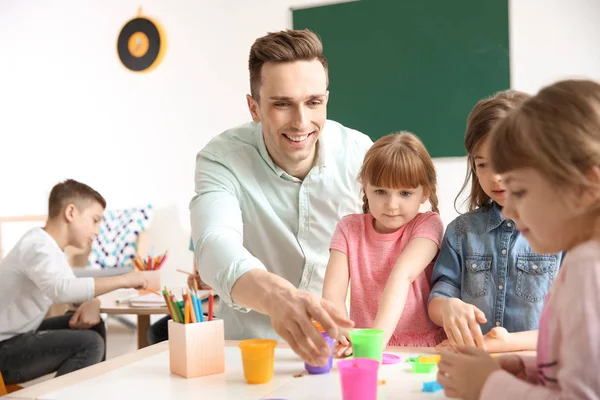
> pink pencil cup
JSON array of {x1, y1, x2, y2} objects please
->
[
  {"x1": 142, "y1": 270, "x2": 161, "y2": 291},
  {"x1": 168, "y1": 319, "x2": 225, "y2": 378},
  {"x1": 337, "y1": 358, "x2": 380, "y2": 400}
]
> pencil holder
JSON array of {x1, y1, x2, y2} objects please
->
[
  {"x1": 142, "y1": 270, "x2": 161, "y2": 291},
  {"x1": 168, "y1": 319, "x2": 225, "y2": 378}
]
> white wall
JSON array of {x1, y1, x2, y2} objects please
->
[{"x1": 1, "y1": 0, "x2": 599, "y2": 287}]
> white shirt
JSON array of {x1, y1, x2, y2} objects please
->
[
  {"x1": 190, "y1": 120, "x2": 372, "y2": 340},
  {"x1": 0, "y1": 228, "x2": 95, "y2": 342}
]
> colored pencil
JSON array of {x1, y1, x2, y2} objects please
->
[{"x1": 208, "y1": 290, "x2": 214, "y2": 321}]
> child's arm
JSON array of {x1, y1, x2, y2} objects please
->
[
  {"x1": 373, "y1": 237, "x2": 439, "y2": 346},
  {"x1": 92, "y1": 272, "x2": 147, "y2": 297},
  {"x1": 483, "y1": 327, "x2": 537, "y2": 352},
  {"x1": 322, "y1": 250, "x2": 350, "y2": 319},
  {"x1": 437, "y1": 327, "x2": 538, "y2": 353},
  {"x1": 69, "y1": 298, "x2": 101, "y2": 329},
  {"x1": 428, "y1": 228, "x2": 487, "y2": 349},
  {"x1": 26, "y1": 250, "x2": 147, "y2": 304},
  {"x1": 322, "y1": 249, "x2": 351, "y2": 356}
]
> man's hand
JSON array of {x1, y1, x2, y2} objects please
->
[
  {"x1": 69, "y1": 299, "x2": 101, "y2": 329},
  {"x1": 188, "y1": 271, "x2": 212, "y2": 290},
  {"x1": 266, "y1": 288, "x2": 354, "y2": 366}
]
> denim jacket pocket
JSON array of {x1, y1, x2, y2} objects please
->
[
  {"x1": 516, "y1": 255, "x2": 557, "y2": 303},
  {"x1": 464, "y1": 254, "x2": 492, "y2": 298}
]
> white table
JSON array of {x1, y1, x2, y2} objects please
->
[{"x1": 7, "y1": 342, "x2": 453, "y2": 400}]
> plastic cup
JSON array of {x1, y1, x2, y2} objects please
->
[
  {"x1": 238, "y1": 339, "x2": 277, "y2": 384},
  {"x1": 304, "y1": 332, "x2": 334, "y2": 374},
  {"x1": 337, "y1": 358, "x2": 380, "y2": 400},
  {"x1": 349, "y1": 329, "x2": 384, "y2": 362}
]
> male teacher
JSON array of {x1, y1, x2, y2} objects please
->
[{"x1": 190, "y1": 29, "x2": 372, "y2": 366}]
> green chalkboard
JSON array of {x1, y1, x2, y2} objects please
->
[{"x1": 293, "y1": 0, "x2": 510, "y2": 157}]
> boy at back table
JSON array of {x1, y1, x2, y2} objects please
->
[{"x1": 0, "y1": 179, "x2": 147, "y2": 385}]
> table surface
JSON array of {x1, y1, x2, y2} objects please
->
[
  {"x1": 7, "y1": 341, "x2": 486, "y2": 400},
  {"x1": 98, "y1": 289, "x2": 170, "y2": 315}
]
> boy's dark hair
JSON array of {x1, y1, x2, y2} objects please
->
[{"x1": 48, "y1": 179, "x2": 106, "y2": 218}]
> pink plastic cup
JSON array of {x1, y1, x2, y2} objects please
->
[{"x1": 337, "y1": 358, "x2": 380, "y2": 400}]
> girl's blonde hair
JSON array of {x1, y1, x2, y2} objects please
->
[
  {"x1": 490, "y1": 80, "x2": 600, "y2": 195},
  {"x1": 359, "y1": 132, "x2": 439, "y2": 214},
  {"x1": 456, "y1": 89, "x2": 531, "y2": 212}
]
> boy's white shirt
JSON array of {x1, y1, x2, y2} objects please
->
[{"x1": 0, "y1": 227, "x2": 95, "y2": 342}]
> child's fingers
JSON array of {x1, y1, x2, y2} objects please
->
[
  {"x1": 444, "y1": 325, "x2": 459, "y2": 348},
  {"x1": 458, "y1": 320, "x2": 475, "y2": 347},
  {"x1": 449, "y1": 323, "x2": 466, "y2": 347},
  {"x1": 435, "y1": 340, "x2": 451, "y2": 352},
  {"x1": 69, "y1": 310, "x2": 80, "y2": 324},
  {"x1": 474, "y1": 307, "x2": 487, "y2": 324},
  {"x1": 339, "y1": 335, "x2": 349, "y2": 346},
  {"x1": 68, "y1": 311, "x2": 81, "y2": 328},
  {"x1": 472, "y1": 328, "x2": 486, "y2": 350}
]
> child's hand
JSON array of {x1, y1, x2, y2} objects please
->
[
  {"x1": 496, "y1": 354, "x2": 527, "y2": 380},
  {"x1": 123, "y1": 271, "x2": 148, "y2": 290},
  {"x1": 437, "y1": 346, "x2": 501, "y2": 400},
  {"x1": 69, "y1": 299, "x2": 101, "y2": 329},
  {"x1": 334, "y1": 334, "x2": 353, "y2": 358},
  {"x1": 480, "y1": 327, "x2": 513, "y2": 353},
  {"x1": 441, "y1": 298, "x2": 487, "y2": 349},
  {"x1": 436, "y1": 327, "x2": 512, "y2": 353}
]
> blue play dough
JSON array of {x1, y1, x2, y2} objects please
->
[{"x1": 422, "y1": 381, "x2": 444, "y2": 392}]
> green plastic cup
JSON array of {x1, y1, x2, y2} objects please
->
[{"x1": 349, "y1": 329, "x2": 384, "y2": 362}]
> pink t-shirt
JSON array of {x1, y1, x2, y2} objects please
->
[
  {"x1": 481, "y1": 240, "x2": 600, "y2": 399},
  {"x1": 330, "y1": 211, "x2": 446, "y2": 346}
]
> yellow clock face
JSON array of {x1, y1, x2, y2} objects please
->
[{"x1": 117, "y1": 15, "x2": 166, "y2": 72}]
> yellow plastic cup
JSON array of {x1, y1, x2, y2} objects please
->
[{"x1": 238, "y1": 339, "x2": 277, "y2": 384}]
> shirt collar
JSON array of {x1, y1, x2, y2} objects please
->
[{"x1": 485, "y1": 201, "x2": 506, "y2": 232}]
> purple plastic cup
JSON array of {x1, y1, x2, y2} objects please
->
[
  {"x1": 304, "y1": 332, "x2": 335, "y2": 374},
  {"x1": 337, "y1": 358, "x2": 380, "y2": 400}
]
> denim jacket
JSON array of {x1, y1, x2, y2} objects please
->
[{"x1": 429, "y1": 202, "x2": 562, "y2": 334}]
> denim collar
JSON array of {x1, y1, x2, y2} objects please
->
[{"x1": 485, "y1": 201, "x2": 506, "y2": 232}]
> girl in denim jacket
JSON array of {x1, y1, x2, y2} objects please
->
[{"x1": 428, "y1": 90, "x2": 562, "y2": 352}]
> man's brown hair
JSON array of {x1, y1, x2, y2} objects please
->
[
  {"x1": 248, "y1": 29, "x2": 328, "y2": 100},
  {"x1": 48, "y1": 179, "x2": 106, "y2": 218}
]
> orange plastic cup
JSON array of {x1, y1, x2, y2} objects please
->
[{"x1": 238, "y1": 339, "x2": 277, "y2": 384}]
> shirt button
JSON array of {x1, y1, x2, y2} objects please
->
[
  {"x1": 496, "y1": 321, "x2": 501, "y2": 327},
  {"x1": 532, "y1": 265, "x2": 538, "y2": 270},
  {"x1": 471, "y1": 263, "x2": 477, "y2": 269},
  {"x1": 501, "y1": 249, "x2": 507, "y2": 255},
  {"x1": 507, "y1": 222, "x2": 512, "y2": 228},
  {"x1": 498, "y1": 285, "x2": 504, "y2": 290}
]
